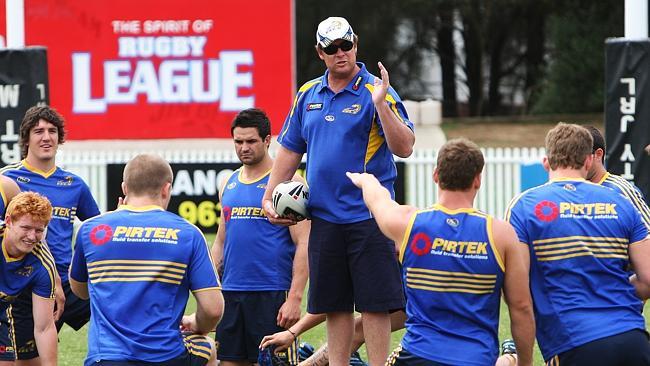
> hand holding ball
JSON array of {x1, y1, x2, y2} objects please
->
[{"x1": 271, "y1": 181, "x2": 309, "y2": 221}]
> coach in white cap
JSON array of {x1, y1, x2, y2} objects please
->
[{"x1": 263, "y1": 16, "x2": 415, "y2": 366}]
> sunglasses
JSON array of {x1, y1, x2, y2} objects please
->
[{"x1": 321, "y1": 40, "x2": 354, "y2": 55}]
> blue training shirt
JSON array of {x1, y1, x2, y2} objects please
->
[
  {"x1": 220, "y1": 169, "x2": 295, "y2": 291},
  {"x1": 399, "y1": 204, "x2": 505, "y2": 366},
  {"x1": 505, "y1": 178, "x2": 648, "y2": 361},
  {"x1": 1, "y1": 160, "x2": 100, "y2": 282},
  {"x1": 278, "y1": 62, "x2": 413, "y2": 224},
  {"x1": 0, "y1": 238, "x2": 56, "y2": 313},
  {"x1": 69, "y1": 205, "x2": 221, "y2": 364},
  {"x1": 598, "y1": 172, "x2": 650, "y2": 230}
]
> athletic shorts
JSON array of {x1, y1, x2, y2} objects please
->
[
  {"x1": 12, "y1": 280, "x2": 90, "y2": 359},
  {"x1": 92, "y1": 333, "x2": 213, "y2": 366},
  {"x1": 307, "y1": 217, "x2": 405, "y2": 313},
  {"x1": 386, "y1": 345, "x2": 449, "y2": 366},
  {"x1": 216, "y1": 291, "x2": 298, "y2": 364},
  {"x1": 0, "y1": 306, "x2": 16, "y2": 361},
  {"x1": 546, "y1": 329, "x2": 650, "y2": 366}
]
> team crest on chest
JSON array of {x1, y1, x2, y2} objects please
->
[
  {"x1": 57, "y1": 176, "x2": 74, "y2": 186},
  {"x1": 15, "y1": 266, "x2": 33, "y2": 277},
  {"x1": 446, "y1": 218, "x2": 459, "y2": 227},
  {"x1": 342, "y1": 104, "x2": 361, "y2": 114}
]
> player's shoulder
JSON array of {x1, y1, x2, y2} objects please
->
[
  {"x1": 0, "y1": 161, "x2": 26, "y2": 176},
  {"x1": 603, "y1": 173, "x2": 642, "y2": 193},
  {"x1": 298, "y1": 76, "x2": 323, "y2": 94},
  {"x1": 166, "y1": 211, "x2": 206, "y2": 239},
  {"x1": 508, "y1": 182, "x2": 551, "y2": 208}
]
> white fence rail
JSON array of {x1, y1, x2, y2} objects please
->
[{"x1": 58, "y1": 147, "x2": 546, "y2": 219}]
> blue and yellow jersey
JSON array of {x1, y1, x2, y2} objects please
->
[
  {"x1": 505, "y1": 178, "x2": 648, "y2": 361},
  {"x1": 220, "y1": 169, "x2": 295, "y2": 291},
  {"x1": 1, "y1": 160, "x2": 100, "y2": 282},
  {"x1": 278, "y1": 62, "x2": 413, "y2": 224},
  {"x1": 598, "y1": 172, "x2": 650, "y2": 231},
  {"x1": 399, "y1": 204, "x2": 505, "y2": 366},
  {"x1": 0, "y1": 237, "x2": 56, "y2": 313},
  {"x1": 69, "y1": 205, "x2": 221, "y2": 364}
]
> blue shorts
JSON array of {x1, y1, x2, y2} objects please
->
[
  {"x1": 546, "y1": 329, "x2": 650, "y2": 366},
  {"x1": 0, "y1": 306, "x2": 16, "y2": 361},
  {"x1": 216, "y1": 291, "x2": 298, "y2": 364},
  {"x1": 92, "y1": 333, "x2": 213, "y2": 365},
  {"x1": 307, "y1": 217, "x2": 405, "y2": 313},
  {"x1": 12, "y1": 280, "x2": 90, "y2": 359}
]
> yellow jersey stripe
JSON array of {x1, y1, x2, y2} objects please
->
[
  {"x1": 534, "y1": 241, "x2": 627, "y2": 250},
  {"x1": 88, "y1": 265, "x2": 186, "y2": 274},
  {"x1": 88, "y1": 260, "x2": 187, "y2": 268},
  {"x1": 536, "y1": 246, "x2": 627, "y2": 256},
  {"x1": 406, "y1": 267, "x2": 497, "y2": 279},
  {"x1": 486, "y1": 216, "x2": 505, "y2": 272},
  {"x1": 406, "y1": 278, "x2": 495, "y2": 290},
  {"x1": 406, "y1": 272, "x2": 496, "y2": 284},
  {"x1": 533, "y1": 236, "x2": 628, "y2": 244},
  {"x1": 91, "y1": 277, "x2": 182, "y2": 285},
  {"x1": 89, "y1": 271, "x2": 184, "y2": 280},
  {"x1": 537, "y1": 251, "x2": 628, "y2": 262},
  {"x1": 399, "y1": 212, "x2": 418, "y2": 263},
  {"x1": 407, "y1": 283, "x2": 494, "y2": 295},
  {"x1": 364, "y1": 113, "x2": 385, "y2": 167},
  {"x1": 281, "y1": 79, "x2": 321, "y2": 141}
]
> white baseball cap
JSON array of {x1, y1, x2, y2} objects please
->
[{"x1": 316, "y1": 17, "x2": 355, "y2": 48}]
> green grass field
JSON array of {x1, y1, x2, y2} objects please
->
[{"x1": 58, "y1": 233, "x2": 649, "y2": 365}]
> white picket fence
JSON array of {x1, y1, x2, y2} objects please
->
[{"x1": 58, "y1": 147, "x2": 546, "y2": 219}]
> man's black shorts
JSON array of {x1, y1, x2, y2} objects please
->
[
  {"x1": 307, "y1": 216, "x2": 405, "y2": 314},
  {"x1": 386, "y1": 345, "x2": 448, "y2": 366},
  {"x1": 546, "y1": 329, "x2": 650, "y2": 366},
  {"x1": 216, "y1": 290, "x2": 298, "y2": 364},
  {"x1": 12, "y1": 280, "x2": 90, "y2": 359}
]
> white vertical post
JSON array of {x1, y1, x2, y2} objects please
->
[
  {"x1": 625, "y1": 0, "x2": 649, "y2": 38},
  {"x1": 6, "y1": 0, "x2": 25, "y2": 48}
]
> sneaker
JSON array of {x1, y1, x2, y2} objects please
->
[
  {"x1": 500, "y1": 339, "x2": 517, "y2": 355},
  {"x1": 349, "y1": 351, "x2": 368, "y2": 366}
]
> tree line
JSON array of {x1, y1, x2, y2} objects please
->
[{"x1": 295, "y1": 0, "x2": 624, "y2": 117}]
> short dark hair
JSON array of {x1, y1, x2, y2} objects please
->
[
  {"x1": 584, "y1": 125, "x2": 606, "y2": 163},
  {"x1": 231, "y1": 108, "x2": 271, "y2": 139},
  {"x1": 436, "y1": 138, "x2": 484, "y2": 191},
  {"x1": 19, "y1": 105, "x2": 66, "y2": 159}
]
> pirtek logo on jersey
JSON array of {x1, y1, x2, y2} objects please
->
[
  {"x1": 534, "y1": 200, "x2": 559, "y2": 222},
  {"x1": 410, "y1": 232, "x2": 433, "y2": 256},
  {"x1": 89, "y1": 224, "x2": 180, "y2": 245}
]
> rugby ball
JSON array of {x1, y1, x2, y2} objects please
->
[{"x1": 272, "y1": 181, "x2": 310, "y2": 221}]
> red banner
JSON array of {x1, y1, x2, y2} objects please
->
[{"x1": 0, "y1": 0, "x2": 295, "y2": 139}]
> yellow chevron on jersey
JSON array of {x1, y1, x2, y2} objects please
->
[
  {"x1": 87, "y1": 260, "x2": 187, "y2": 285},
  {"x1": 533, "y1": 236, "x2": 629, "y2": 262},
  {"x1": 405, "y1": 267, "x2": 497, "y2": 295}
]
